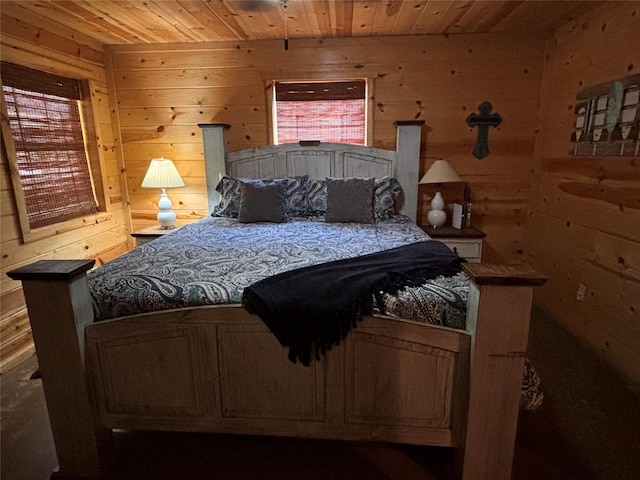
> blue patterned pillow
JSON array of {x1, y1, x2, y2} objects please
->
[
  {"x1": 374, "y1": 176, "x2": 402, "y2": 221},
  {"x1": 305, "y1": 178, "x2": 327, "y2": 214},
  {"x1": 212, "y1": 175, "x2": 309, "y2": 218},
  {"x1": 212, "y1": 175, "x2": 242, "y2": 218},
  {"x1": 303, "y1": 176, "x2": 402, "y2": 219},
  {"x1": 284, "y1": 175, "x2": 309, "y2": 216}
]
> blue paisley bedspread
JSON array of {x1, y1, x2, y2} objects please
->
[{"x1": 88, "y1": 215, "x2": 468, "y2": 326}]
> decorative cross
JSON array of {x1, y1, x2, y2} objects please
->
[{"x1": 466, "y1": 101, "x2": 502, "y2": 159}]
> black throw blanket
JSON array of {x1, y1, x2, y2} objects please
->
[{"x1": 242, "y1": 240, "x2": 465, "y2": 366}]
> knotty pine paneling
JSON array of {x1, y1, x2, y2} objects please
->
[
  {"x1": 107, "y1": 33, "x2": 546, "y2": 68},
  {"x1": 0, "y1": 25, "x2": 130, "y2": 372},
  {"x1": 0, "y1": 286, "x2": 24, "y2": 319},
  {"x1": 108, "y1": 33, "x2": 546, "y2": 259},
  {"x1": 117, "y1": 105, "x2": 266, "y2": 127},
  {"x1": 0, "y1": 1, "x2": 608, "y2": 46},
  {"x1": 0, "y1": 34, "x2": 107, "y2": 83},
  {"x1": 0, "y1": 4, "x2": 104, "y2": 58},
  {"x1": 527, "y1": 2, "x2": 640, "y2": 390}
]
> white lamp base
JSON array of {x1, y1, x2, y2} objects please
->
[
  {"x1": 157, "y1": 189, "x2": 177, "y2": 229},
  {"x1": 427, "y1": 209, "x2": 446, "y2": 228},
  {"x1": 427, "y1": 191, "x2": 447, "y2": 228}
]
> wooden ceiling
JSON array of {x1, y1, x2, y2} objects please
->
[{"x1": 1, "y1": 0, "x2": 610, "y2": 46}]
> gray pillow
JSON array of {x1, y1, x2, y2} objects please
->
[
  {"x1": 325, "y1": 177, "x2": 375, "y2": 224},
  {"x1": 238, "y1": 180, "x2": 286, "y2": 223}
]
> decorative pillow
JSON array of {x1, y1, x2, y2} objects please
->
[
  {"x1": 374, "y1": 176, "x2": 402, "y2": 221},
  {"x1": 212, "y1": 175, "x2": 308, "y2": 218},
  {"x1": 212, "y1": 175, "x2": 242, "y2": 218},
  {"x1": 325, "y1": 177, "x2": 375, "y2": 224},
  {"x1": 238, "y1": 180, "x2": 286, "y2": 223},
  {"x1": 283, "y1": 175, "x2": 309, "y2": 217},
  {"x1": 305, "y1": 178, "x2": 327, "y2": 214}
]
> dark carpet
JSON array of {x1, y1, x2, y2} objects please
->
[{"x1": 513, "y1": 306, "x2": 640, "y2": 480}]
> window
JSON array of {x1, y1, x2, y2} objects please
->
[
  {"x1": 273, "y1": 80, "x2": 366, "y2": 145},
  {"x1": 1, "y1": 62, "x2": 99, "y2": 233}
]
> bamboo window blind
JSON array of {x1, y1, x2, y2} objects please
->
[
  {"x1": 1, "y1": 62, "x2": 97, "y2": 229},
  {"x1": 275, "y1": 80, "x2": 366, "y2": 145}
]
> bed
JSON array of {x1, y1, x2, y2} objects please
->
[{"x1": 8, "y1": 122, "x2": 546, "y2": 480}]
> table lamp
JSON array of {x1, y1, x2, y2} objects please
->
[
  {"x1": 418, "y1": 159, "x2": 463, "y2": 228},
  {"x1": 141, "y1": 157, "x2": 185, "y2": 229}
]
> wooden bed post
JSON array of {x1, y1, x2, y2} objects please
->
[
  {"x1": 198, "y1": 123, "x2": 230, "y2": 214},
  {"x1": 393, "y1": 120, "x2": 424, "y2": 223},
  {"x1": 458, "y1": 263, "x2": 547, "y2": 480},
  {"x1": 7, "y1": 260, "x2": 112, "y2": 480}
]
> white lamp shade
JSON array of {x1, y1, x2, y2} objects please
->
[
  {"x1": 141, "y1": 157, "x2": 185, "y2": 188},
  {"x1": 419, "y1": 159, "x2": 463, "y2": 185}
]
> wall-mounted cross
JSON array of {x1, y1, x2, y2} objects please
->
[{"x1": 466, "y1": 101, "x2": 502, "y2": 159}]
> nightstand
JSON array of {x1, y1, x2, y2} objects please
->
[
  {"x1": 421, "y1": 225, "x2": 486, "y2": 263},
  {"x1": 131, "y1": 225, "x2": 182, "y2": 247}
]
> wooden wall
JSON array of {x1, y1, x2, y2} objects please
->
[
  {"x1": 527, "y1": 1, "x2": 640, "y2": 390},
  {"x1": 108, "y1": 33, "x2": 546, "y2": 261},
  {"x1": 0, "y1": 18, "x2": 131, "y2": 371}
]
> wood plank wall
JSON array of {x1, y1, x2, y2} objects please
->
[
  {"x1": 107, "y1": 33, "x2": 546, "y2": 259},
  {"x1": 0, "y1": 19, "x2": 131, "y2": 372},
  {"x1": 528, "y1": 2, "x2": 640, "y2": 390}
]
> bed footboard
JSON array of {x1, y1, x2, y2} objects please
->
[
  {"x1": 7, "y1": 260, "x2": 111, "y2": 479},
  {"x1": 8, "y1": 260, "x2": 545, "y2": 480},
  {"x1": 83, "y1": 309, "x2": 470, "y2": 447},
  {"x1": 459, "y1": 263, "x2": 547, "y2": 480}
]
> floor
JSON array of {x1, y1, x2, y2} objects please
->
[{"x1": 2, "y1": 307, "x2": 639, "y2": 480}]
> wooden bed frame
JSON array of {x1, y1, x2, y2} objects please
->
[{"x1": 8, "y1": 122, "x2": 546, "y2": 480}]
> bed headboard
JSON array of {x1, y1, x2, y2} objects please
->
[{"x1": 198, "y1": 121, "x2": 424, "y2": 222}]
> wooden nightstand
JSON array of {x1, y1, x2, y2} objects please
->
[
  {"x1": 421, "y1": 225, "x2": 486, "y2": 263},
  {"x1": 131, "y1": 225, "x2": 182, "y2": 247}
]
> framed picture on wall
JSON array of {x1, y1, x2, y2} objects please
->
[{"x1": 570, "y1": 73, "x2": 640, "y2": 157}]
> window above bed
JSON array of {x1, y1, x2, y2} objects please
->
[{"x1": 272, "y1": 80, "x2": 366, "y2": 145}]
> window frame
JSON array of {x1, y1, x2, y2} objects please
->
[
  {"x1": 267, "y1": 76, "x2": 373, "y2": 146},
  {"x1": 1, "y1": 71, "x2": 108, "y2": 244}
]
